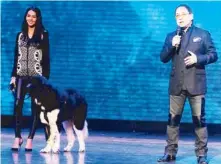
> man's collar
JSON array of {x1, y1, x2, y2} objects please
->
[{"x1": 183, "y1": 23, "x2": 193, "y2": 33}]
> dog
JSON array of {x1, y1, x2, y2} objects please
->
[{"x1": 26, "y1": 76, "x2": 88, "y2": 153}]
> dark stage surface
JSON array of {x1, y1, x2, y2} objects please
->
[{"x1": 1, "y1": 128, "x2": 221, "y2": 164}]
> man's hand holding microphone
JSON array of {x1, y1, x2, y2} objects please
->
[{"x1": 172, "y1": 34, "x2": 182, "y2": 50}]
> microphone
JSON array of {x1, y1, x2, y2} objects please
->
[
  {"x1": 9, "y1": 83, "x2": 15, "y2": 91},
  {"x1": 175, "y1": 27, "x2": 183, "y2": 51},
  {"x1": 176, "y1": 27, "x2": 181, "y2": 36}
]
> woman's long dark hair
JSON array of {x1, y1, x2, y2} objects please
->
[{"x1": 22, "y1": 7, "x2": 45, "y2": 43}]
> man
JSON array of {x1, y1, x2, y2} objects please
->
[{"x1": 158, "y1": 4, "x2": 218, "y2": 164}]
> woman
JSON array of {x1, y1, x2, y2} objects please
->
[{"x1": 10, "y1": 6, "x2": 50, "y2": 151}]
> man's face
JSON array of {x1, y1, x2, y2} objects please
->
[{"x1": 175, "y1": 6, "x2": 193, "y2": 28}]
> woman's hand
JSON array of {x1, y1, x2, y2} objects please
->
[{"x1": 10, "y1": 77, "x2": 16, "y2": 91}]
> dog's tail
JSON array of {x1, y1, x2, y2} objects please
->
[{"x1": 83, "y1": 120, "x2": 89, "y2": 139}]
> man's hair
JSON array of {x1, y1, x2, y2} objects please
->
[{"x1": 175, "y1": 4, "x2": 193, "y2": 14}]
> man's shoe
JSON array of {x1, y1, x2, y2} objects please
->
[
  {"x1": 197, "y1": 156, "x2": 208, "y2": 164},
  {"x1": 157, "y1": 154, "x2": 176, "y2": 162}
]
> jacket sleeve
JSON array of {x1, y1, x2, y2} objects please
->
[
  {"x1": 160, "y1": 34, "x2": 176, "y2": 63},
  {"x1": 42, "y1": 31, "x2": 50, "y2": 79},
  {"x1": 11, "y1": 32, "x2": 20, "y2": 77},
  {"x1": 196, "y1": 31, "x2": 218, "y2": 66}
]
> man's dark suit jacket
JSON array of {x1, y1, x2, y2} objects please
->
[{"x1": 160, "y1": 25, "x2": 218, "y2": 95}]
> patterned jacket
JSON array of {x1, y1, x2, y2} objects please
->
[{"x1": 11, "y1": 31, "x2": 50, "y2": 79}]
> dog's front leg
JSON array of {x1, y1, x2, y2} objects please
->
[
  {"x1": 52, "y1": 123, "x2": 60, "y2": 154},
  {"x1": 40, "y1": 126, "x2": 55, "y2": 153},
  {"x1": 40, "y1": 109, "x2": 60, "y2": 153},
  {"x1": 40, "y1": 137, "x2": 53, "y2": 153},
  {"x1": 49, "y1": 109, "x2": 60, "y2": 153},
  {"x1": 40, "y1": 112, "x2": 52, "y2": 153},
  {"x1": 40, "y1": 126, "x2": 59, "y2": 153}
]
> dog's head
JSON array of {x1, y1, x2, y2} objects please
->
[{"x1": 26, "y1": 76, "x2": 49, "y2": 97}]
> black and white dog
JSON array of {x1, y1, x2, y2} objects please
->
[{"x1": 26, "y1": 76, "x2": 88, "y2": 153}]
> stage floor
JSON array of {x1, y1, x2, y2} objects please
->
[{"x1": 1, "y1": 128, "x2": 221, "y2": 164}]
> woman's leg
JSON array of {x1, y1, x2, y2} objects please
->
[
  {"x1": 27, "y1": 99, "x2": 40, "y2": 139},
  {"x1": 25, "y1": 98, "x2": 40, "y2": 151},
  {"x1": 12, "y1": 78, "x2": 26, "y2": 150}
]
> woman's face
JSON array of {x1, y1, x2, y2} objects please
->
[{"x1": 26, "y1": 10, "x2": 37, "y2": 27}]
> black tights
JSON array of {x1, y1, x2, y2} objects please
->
[{"x1": 13, "y1": 77, "x2": 40, "y2": 139}]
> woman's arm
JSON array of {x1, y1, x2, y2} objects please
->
[
  {"x1": 42, "y1": 31, "x2": 50, "y2": 79},
  {"x1": 11, "y1": 32, "x2": 20, "y2": 78}
]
